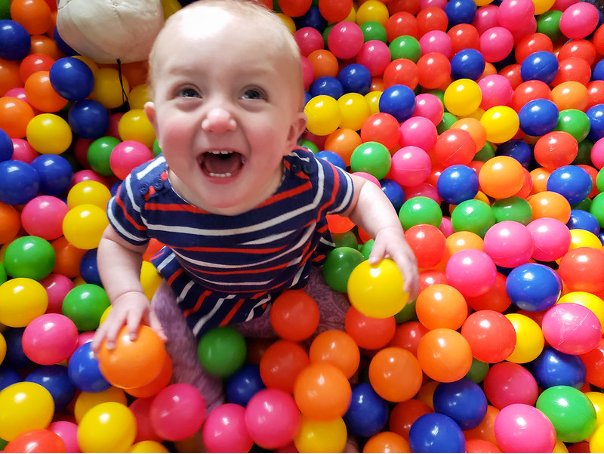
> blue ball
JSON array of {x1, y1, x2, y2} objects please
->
[
  {"x1": 586, "y1": 104, "x2": 604, "y2": 141},
  {"x1": 344, "y1": 383, "x2": 389, "y2": 438},
  {"x1": 432, "y1": 378, "x2": 488, "y2": 430},
  {"x1": 495, "y1": 139, "x2": 533, "y2": 168},
  {"x1": 520, "y1": 51, "x2": 559, "y2": 84},
  {"x1": 409, "y1": 413, "x2": 466, "y2": 453},
  {"x1": 568, "y1": 209, "x2": 600, "y2": 236},
  {"x1": 225, "y1": 364, "x2": 265, "y2": 407},
  {"x1": 0, "y1": 160, "x2": 40, "y2": 205},
  {"x1": 0, "y1": 128, "x2": 13, "y2": 162},
  {"x1": 294, "y1": 7, "x2": 327, "y2": 32},
  {"x1": 309, "y1": 76, "x2": 344, "y2": 99},
  {"x1": 80, "y1": 249, "x2": 102, "y2": 286},
  {"x1": 593, "y1": 59, "x2": 604, "y2": 81},
  {"x1": 379, "y1": 84, "x2": 416, "y2": 123},
  {"x1": 0, "y1": 20, "x2": 31, "y2": 60},
  {"x1": 437, "y1": 164, "x2": 479, "y2": 205},
  {"x1": 0, "y1": 366, "x2": 21, "y2": 392},
  {"x1": 444, "y1": 0, "x2": 477, "y2": 26},
  {"x1": 546, "y1": 165, "x2": 593, "y2": 205},
  {"x1": 506, "y1": 263, "x2": 562, "y2": 312},
  {"x1": 450, "y1": 49, "x2": 485, "y2": 81},
  {"x1": 304, "y1": 90, "x2": 312, "y2": 107},
  {"x1": 30, "y1": 154, "x2": 74, "y2": 197},
  {"x1": 52, "y1": 27, "x2": 78, "y2": 57},
  {"x1": 380, "y1": 178, "x2": 405, "y2": 212},
  {"x1": 49, "y1": 57, "x2": 95, "y2": 101},
  {"x1": 67, "y1": 342, "x2": 112, "y2": 393},
  {"x1": 337, "y1": 63, "x2": 372, "y2": 95},
  {"x1": 518, "y1": 99, "x2": 559, "y2": 137},
  {"x1": 3, "y1": 328, "x2": 35, "y2": 369},
  {"x1": 530, "y1": 346, "x2": 587, "y2": 390},
  {"x1": 25, "y1": 365, "x2": 75, "y2": 412},
  {"x1": 68, "y1": 100, "x2": 110, "y2": 140},
  {"x1": 316, "y1": 150, "x2": 346, "y2": 170}
]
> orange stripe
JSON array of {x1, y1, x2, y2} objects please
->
[
  {"x1": 185, "y1": 261, "x2": 290, "y2": 276},
  {"x1": 219, "y1": 298, "x2": 245, "y2": 326},
  {"x1": 183, "y1": 245, "x2": 286, "y2": 254},
  {"x1": 183, "y1": 289, "x2": 211, "y2": 318},
  {"x1": 145, "y1": 202, "x2": 204, "y2": 213},
  {"x1": 258, "y1": 180, "x2": 312, "y2": 208},
  {"x1": 116, "y1": 194, "x2": 146, "y2": 231},
  {"x1": 167, "y1": 268, "x2": 183, "y2": 285}
]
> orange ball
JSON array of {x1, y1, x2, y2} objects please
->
[
  {"x1": 416, "y1": 328, "x2": 473, "y2": 383},
  {"x1": 309, "y1": 330, "x2": 360, "y2": 379},
  {"x1": 451, "y1": 118, "x2": 487, "y2": 152},
  {"x1": 0, "y1": 58, "x2": 22, "y2": 97},
  {"x1": 363, "y1": 432, "x2": 411, "y2": 453},
  {"x1": 307, "y1": 49, "x2": 339, "y2": 79},
  {"x1": 527, "y1": 191, "x2": 571, "y2": 223},
  {"x1": 24, "y1": 71, "x2": 68, "y2": 113},
  {"x1": 529, "y1": 167, "x2": 551, "y2": 195},
  {"x1": 444, "y1": 231, "x2": 484, "y2": 262},
  {"x1": 369, "y1": 347, "x2": 423, "y2": 402},
  {"x1": 293, "y1": 362, "x2": 352, "y2": 421},
  {"x1": 125, "y1": 355, "x2": 172, "y2": 399},
  {"x1": 463, "y1": 405, "x2": 500, "y2": 447},
  {"x1": 51, "y1": 236, "x2": 87, "y2": 278},
  {"x1": 415, "y1": 284, "x2": 468, "y2": 330},
  {"x1": 10, "y1": 0, "x2": 53, "y2": 35},
  {"x1": 478, "y1": 156, "x2": 525, "y2": 199},
  {"x1": 99, "y1": 325, "x2": 167, "y2": 389},
  {"x1": 259, "y1": 339, "x2": 309, "y2": 394},
  {"x1": 0, "y1": 96, "x2": 35, "y2": 138},
  {"x1": 30, "y1": 35, "x2": 64, "y2": 60},
  {"x1": 270, "y1": 290, "x2": 320, "y2": 342},
  {"x1": 324, "y1": 128, "x2": 362, "y2": 167},
  {"x1": 0, "y1": 202, "x2": 21, "y2": 245},
  {"x1": 551, "y1": 81, "x2": 589, "y2": 111}
]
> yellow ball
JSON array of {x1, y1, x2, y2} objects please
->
[
  {"x1": 337, "y1": 93, "x2": 371, "y2": 131},
  {"x1": 62, "y1": 204, "x2": 109, "y2": 250},
  {"x1": 365, "y1": 91, "x2": 382, "y2": 115},
  {"x1": 26, "y1": 113, "x2": 73, "y2": 155},
  {"x1": 480, "y1": 106, "x2": 520, "y2": 144},
  {"x1": 505, "y1": 313, "x2": 545, "y2": 363},
  {"x1": 585, "y1": 391, "x2": 604, "y2": 430},
  {"x1": 444, "y1": 79, "x2": 482, "y2": 117},
  {"x1": 130, "y1": 441, "x2": 170, "y2": 453},
  {"x1": 118, "y1": 109, "x2": 156, "y2": 149},
  {"x1": 140, "y1": 260, "x2": 162, "y2": 301},
  {"x1": 294, "y1": 415, "x2": 347, "y2": 453},
  {"x1": 0, "y1": 382, "x2": 54, "y2": 441},
  {"x1": 128, "y1": 84, "x2": 151, "y2": 110},
  {"x1": 77, "y1": 402, "x2": 136, "y2": 453},
  {"x1": 356, "y1": 0, "x2": 389, "y2": 26},
  {"x1": 533, "y1": 0, "x2": 555, "y2": 15},
  {"x1": 591, "y1": 424, "x2": 604, "y2": 454},
  {"x1": 305, "y1": 95, "x2": 342, "y2": 136},
  {"x1": 92, "y1": 67, "x2": 131, "y2": 109},
  {"x1": 100, "y1": 305, "x2": 112, "y2": 325},
  {"x1": 67, "y1": 180, "x2": 112, "y2": 209},
  {"x1": 0, "y1": 278, "x2": 48, "y2": 328},
  {"x1": 569, "y1": 229, "x2": 602, "y2": 250},
  {"x1": 0, "y1": 331, "x2": 5, "y2": 365},
  {"x1": 74, "y1": 387, "x2": 128, "y2": 423},
  {"x1": 347, "y1": 259, "x2": 409, "y2": 319}
]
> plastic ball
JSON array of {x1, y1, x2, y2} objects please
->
[
  {"x1": 443, "y1": 78, "x2": 481, "y2": 116},
  {"x1": 309, "y1": 329, "x2": 360, "y2": 379},
  {"x1": 483, "y1": 221, "x2": 534, "y2": 268},
  {"x1": 322, "y1": 246, "x2": 365, "y2": 293},
  {"x1": 505, "y1": 313, "x2": 545, "y2": 364},
  {"x1": 461, "y1": 309, "x2": 517, "y2": 363},
  {"x1": 479, "y1": 106, "x2": 519, "y2": 144},
  {"x1": 526, "y1": 217, "x2": 571, "y2": 262},
  {"x1": 25, "y1": 113, "x2": 72, "y2": 155},
  {"x1": 48, "y1": 56, "x2": 94, "y2": 101},
  {"x1": 409, "y1": 413, "x2": 466, "y2": 453},
  {"x1": 347, "y1": 259, "x2": 409, "y2": 318},
  {"x1": 245, "y1": 388, "x2": 299, "y2": 449},
  {"x1": 4, "y1": 429, "x2": 67, "y2": 453},
  {"x1": 416, "y1": 52, "x2": 451, "y2": 89},
  {"x1": 399, "y1": 116, "x2": 438, "y2": 151},
  {"x1": 0, "y1": 278, "x2": 48, "y2": 328},
  {"x1": 77, "y1": 402, "x2": 136, "y2": 453},
  {"x1": 202, "y1": 403, "x2": 253, "y2": 453},
  {"x1": 270, "y1": 290, "x2": 320, "y2": 342},
  {"x1": 433, "y1": 378, "x2": 487, "y2": 431},
  {"x1": 62, "y1": 283, "x2": 110, "y2": 332},
  {"x1": 436, "y1": 164, "x2": 478, "y2": 206},
  {"x1": 581, "y1": 338, "x2": 604, "y2": 388},
  {"x1": 21, "y1": 313, "x2": 77, "y2": 366},
  {"x1": 0, "y1": 97, "x2": 35, "y2": 139},
  {"x1": 30, "y1": 154, "x2": 73, "y2": 197},
  {"x1": 62, "y1": 203, "x2": 109, "y2": 250},
  {"x1": 494, "y1": 404, "x2": 556, "y2": 453},
  {"x1": 67, "y1": 342, "x2": 111, "y2": 393},
  {"x1": 518, "y1": 98, "x2": 559, "y2": 137},
  {"x1": 483, "y1": 362, "x2": 539, "y2": 409},
  {"x1": 379, "y1": 84, "x2": 416, "y2": 123},
  {"x1": 532, "y1": 346, "x2": 587, "y2": 390},
  {"x1": 559, "y1": 2, "x2": 599, "y2": 39},
  {"x1": 450, "y1": 198, "x2": 496, "y2": 238},
  {"x1": 327, "y1": 20, "x2": 364, "y2": 60},
  {"x1": 404, "y1": 223, "x2": 447, "y2": 269},
  {"x1": 309, "y1": 76, "x2": 344, "y2": 99},
  {"x1": 343, "y1": 383, "x2": 389, "y2": 438},
  {"x1": 520, "y1": 50, "x2": 559, "y2": 84},
  {"x1": 0, "y1": 160, "x2": 40, "y2": 205},
  {"x1": 415, "y1": 283, "x2": 467, "y2": 330},
  {"x1": 3, "y1": 235, "x2": 55, "y2": 281},
  {"x1": 542, "y1": 303, "x2": 601, "y2": 356},
  {"x1": 304, "y1": 95, "x2": 342, "y2": 136},
  {"x1": 350, "y1": 141, "x2": 391, "y2": 180},
  {"x1": 345, "y1": 306, "x2": 396, "y2": 350},
  {"x1": 117, "y1": 109, "x2": 155, "y2": 149},
  {"x1": 0, "y1": 382, "x2": 54, "y2": 442},
  {"x1": 68, "y1": 99, "x2": 110, "y2": 140},
  {"x1": 478, "y1": 156, "x2": 525, "y2": 200},
  {"x1": 450, "y1": 48, "x2": 485, "y2": 81},
  {"x1": 258, "y1": 339, "x2": 309, "y2": 394},
  {"x1": 558, "y1": 246, "x2": 604, "y2": 294},
  {"x1": 417, "y1": 328, "x2": 473, "y2": 383},
  {"x1": 225, "y1": 364, "x2": 265, "y2": 408},
  {"x1": 480, "y1": 26, "x2": 514, "y2": 62},
  {"x1": 369, "y1": 346, "x2": 423, "y2": 402},
  {"x1": 586, "y1": 103, "x2": 604, "y2": 142},
  {"x1": 552, "y1": 80, "x2": 589, "y2": 111},
  {"x1": 399, "y1": 195, "x2": 443, "y2": 230},
  {"x1": 294, "y1": 415, "x2": 347, "y2": 453},
  {"x1": 446, "y1": 249, "x2": 497, "y2": 298},
  {"x1": 389, "y1": 146, "x2": 431, "y2": 188},
  {"x1": 109, "y1": 140, "x2": 154, "y2": 181},
  {"x1": 24, "y1": 365, "x2": 75, "y2": 413},
  {"x1": 434, "y1": 128, "x2": 476, "y2": 167},
  {"x1": 506, "y1": 263, "x2": 561, "y2": 312},
  {"x1": 197, "y1": 326, "x2": 246, "y2": 378}
]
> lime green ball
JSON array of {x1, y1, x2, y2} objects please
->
[
  {"x1": 451, "y1": 199, "x2": 496, "y2": 238},
  {"x1": 399, "y1": 196, "x2": 443, "y2": 231},
  {"x1": 554, "y1": 109, "x2": 590, "y2": 143},
  {"x1": 389, "y1": 35, "x2": 421, "y2": 62},
  {"x1": 3, "y1": 236, "x2": 55, "y2": 281},
  {"x1": 197, "y1": 327, "x2": 247, "y2": 378},
  {"x1": 88, "y1": 136, "x2": 120, "y2": 176},
  {"x1": 350, "y1": 141, "x2": 392, "y2": 180},
  {"x1": 491, "y1": 196, "x2": 533, "y2": 225},
  {"x1": 62, "y1": 284, "x2": 110, "y2": 331},
  {"x1": 360, "y1": 21, "x2": 387, "y2": 43}
]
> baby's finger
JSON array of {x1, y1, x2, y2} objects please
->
[
  {"x1": 126, "y1": 310, "x2": 144, "y2": 341},
  {"x1": 147, "y1": 310, "x2": 168, "y2": 342}
]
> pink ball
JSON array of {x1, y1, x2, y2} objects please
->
[
  {"x1": 542, "y1": 303, "x2": 602, "y2": 355},
  {"x1": 553, "y1": 0, "x2": 578, "y2": 11},
  {"x1": 494, "y1": 404, "x2": 556, "y2": 453},
  {"x1": 497, "y1": 0, "x2": 535, "y2": 31},
  {"x1": 5, "y1": 87, "x2": 28, "y2": 103},
  {"x1": 301, "y1": 56, "x2": 314, "y2": 91},
  {"x1": 399, "y1": 117, "x2": 438, "y2": 151},
  {"x1": 478, "y1": 75, "x2": 514, "y2": 111},
  {"x1": 473, "y1": 5, "x2": 500, "y2": 35},
  {"x1": 439, "y1": 216, "x2": 454, "y2": 237},
  {"x1": 327, "y1": 21, "x2": 365, "y2": 60},
  {"x1": 591, "y1": 137, "x2": 604, "y2": 169},
  {"x1": 129, "y1": 397, "x2": 163, "y2": 443},
  {"x1": 356, "y1": 40, "x2": 391, "y2": 77},
  {"x1": 244, "y1": 389, "x2": 300, "y2": 450},
  {"x1": 11, "y1": 138, "x2": 39, "y2": 163},
  {"x1": 403, "y1": 182, "x2": 441, "y2": 204},
  {"x1": 203, "y1": 403, "x2": 254, "y2": 453},
  {"x1": 480, "y1": 27, "x2": 515, "y2": 63},
  {"x1": 48, "y1": 421, "x2": 80, "y2": 453},
  {"x1": 419, "y1": 30, "x2": 452, "y2": 57},
  {"x1": 413, "y1": 93, "x2": 444, "y2": 126},
  {"x1": 39, "y1": 273, "x2": 75, "y2": 314},
  {"x1": 526, "y1": 217, "x2": 572, "y2": 262},
  {"x1": 510, "y1": 15, "x2": 537, "y2": 43},
  {"x1": 294, "y1": 27, "x2": 324, "y2": 57},
  {"x1": 446, "y1": 249, "x2": 497, "y2": 297},
  {"x1": 420, "y1": 0, "x2": 446, "y2": 8},
  {"x1": 150, "y1": 383, "x2": 206, "y2": 441},
  {"x1": 72, "y1": 169, "x2": 109, "y2": 187},
  {"x1": 483, "y1": 221, "x2": 534, "y2": 268},
  {"x1": 389, "y1": 146, "x2": 432, "y2": 187},
  {"x1": 22, "y1": 314, "x2": 79, "y2": 365},
  {"x1": 107, "y1": 113, "x2": 124, "y2": 139},
  {"x1": 21, "y1": 195, "x2": 69, "y2": 241},
  {"x1": 352, "y1": 171, "x2": 381, "y2": 187},
  {"x1": 483, "y1": 362, "x2": 539, "y2": 409},
  {"x1": 109, "y1": 140, "x2": 154, "y2": 181},
  {"x1": 559, "y1": 2, "x2": 600, "y2": 39}
]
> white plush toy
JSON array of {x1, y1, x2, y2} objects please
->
[{"x1": 56, "y1": 0, "x2": 165, "y2": 64}]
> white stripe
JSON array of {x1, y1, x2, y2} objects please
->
[
  {"x1": 107, "y1": 199, "x2": 147, "y2": 244},
  {"x1": 244, "y1": 296, "x2": 272, "y2": 321},
  {"x1": 191, "y1": 294, "x2": 236, "y2": 336},
  {"x1": 136, "y1": 155, "x2": 165, "y2": 180}
]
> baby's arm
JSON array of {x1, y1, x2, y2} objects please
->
[
  {"x1": 91, "y1": 225, "x2": 167, "y2": 355},
  {"x1": 343, "y1": 174, "x2": 420, "y2": 301}
]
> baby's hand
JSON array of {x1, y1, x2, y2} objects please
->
[
  {"x1": 91, "y1": 291, "x2": 167, "y2": 357},
  {"x1": 368, "y1": 226, "x2": 419, "y2": 301}
]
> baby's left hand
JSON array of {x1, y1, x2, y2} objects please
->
[{"x1": 368, "y1": 226, "x2": 419, "y2": 301}]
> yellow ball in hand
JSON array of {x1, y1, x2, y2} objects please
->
[{"x1": 347, "y1": 259, "x2": 409, "y2": 319}]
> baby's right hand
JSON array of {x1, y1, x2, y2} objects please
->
[{"x1": 91, "y1": 291, "x2": 167, "y2": 357}]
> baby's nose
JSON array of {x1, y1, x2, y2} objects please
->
[{"x1": 201, "y1": 108, "x2": 236, "y2": 134}]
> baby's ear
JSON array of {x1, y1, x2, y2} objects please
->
[
  {"x1": 286, "y1": 111, "x2": 308, "y2": 151},
  {"x1": 144, "y1": 101, "x2": 158, "y2": 135}
]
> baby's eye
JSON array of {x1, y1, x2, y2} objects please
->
[
  {"x1": 242, "y1": 88, "x2": 266, "y2": 100},
  {"x1": 178, "y1": 87, "x2": 201, "y2": 98}
]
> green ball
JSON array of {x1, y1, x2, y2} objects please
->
[
  {"x1": 554, "y1": 109, "x2": 590, "y2": 143},
  {"x1": 3, "y1": 236, "x2": 55, "y2": 281},
  {"x1": 388, "y1": 35, "x2": 421, "y2": 62},
  {"x1": 474, "y1": 142, "x2": 496, "y2": 162},
  {"x1": 399, "y1": 196, "x2": 443, "y2": 231},
  {"x1": 536, "y1": 10, "x2": 563, "y2": 42},
  {"x1": 0, "y1": 0, "x2": 9, "y2": 19},
  {"x1": 465, "y1": 358, "x2": 489, "y2": 384},
  {"x1": 491, "y1": 196, "x2": 533, "y2": 225},
  {"x1": 152, "y1": 139, "x2": 162, "y2": 157},
  {"x1": 197, "y1": 326, "x2": 247, "y2": 378},
  {"x1": 299, "y1": 139, "x2": 319, "y2": 154},
  {"x1": 88, "y1": 136, "x2": 120, "y2": 176},
  {"x1": 322, "y1": 247, "x2": 365, "y2": 293},
  {"x1": 451, "y1": 199, "x2": 496, "y2": 238},
  {"x1": 590, "y1": 192, "x2": 604, "y2": 227},
  {"x1": 596, "y1": 168, "x2": 604, "y2": 193},
  {"x1": 360, "y1": 21, "x2": 387, "y2": 43},
  {"x1": 332, "y1": 230, "x2": 358, "y2": 249},
  {"x1": 394, "y1": 299, "x2": 416, "y2": 324},
  {"x1": 0, "y1": 263, "x2": 6, "y2": 285},
  {"x1": 350, "y1": 141, "x2": 392, "y2": 180},
  {"x1": 536, "y1": 385, "x2": 597, "y2": 443},
  {"x1": 62, "y1": 284, "x2": 110, "y2": 331},
  {"x1": 437, "y1": 112, "x2": 458, "y2": 134},
  {"x1": 359, "y1": 239, "x2": 374, "y2": 260},
  {"x1": 573, "y1": 138, "x2": 593, "y2": 166},
  {"x1": 322, "y1": 24, "x2": 334, "y2": 48}
]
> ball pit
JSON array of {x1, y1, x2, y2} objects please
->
[{"x1": 1, "y1": 0, "x2": 604, "y2": 452}]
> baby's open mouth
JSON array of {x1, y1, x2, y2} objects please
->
[{"x1": 198, "y1": 151, "x2": 245, "y2": 178}]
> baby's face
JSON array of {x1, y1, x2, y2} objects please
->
[{"x1": 145, "y1": 7, "x2": 307, "y2": 215}]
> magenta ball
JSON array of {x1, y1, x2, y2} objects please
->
[
  {"x1": 559, "y1": 2, "x2": 600, "y2": 39},
  {"x1": 541, "y1": 303, "x2": 602, "y2": 355},
  {"x1": 494, "y1": 404, "x2": 556, "y2": 453},
  {"x1": 419, "y1": 30, "x2": 452, "y2": 58},
  {"x1": 483, "y1": 362, "x2": 539, "y2": 409},
  {"x1": 474, "y1": 5, "x2": 500, "y2": 35},
  {"x1": 413, "y1": 93, "x2": 444, "y2": 126},
  {"x1": 294, "y1": 27, "x2": 324, "y2": 57},
  {"x1": 203, "y1": 403, "x2": 254, "y2": 453},
  {"x1": 497, "y1": 0, "x2": 535, "y2": 32},
  {"x1": 12, "y1": 138, "x2": 39, "y2": 163},
  {"x1": 327, "y1": 21, "x2": 365, "y2": 60},
  {"x1": 480, "y1": 27, "x2": 515, "y2": 63},
  {"x1": 72, "y1": 169, "x2": 108, "y2": 186},
  {"x1": 483, "y1": 221, "x2": 534, "y2": 268},
  {"x1": 399, "y1": 117, "x2": 438, "y2": 151},
  {"x1": 526, "y1": 218, "x2": 572, "y2": 262},
  {"x1": 244, "y1": 389, "x2": 300, "y2": 450},
  {"x1": 352, "y1": 171, "x2": 381, "y2": 187},
  {"x1": 22, "y1": 313, "x2": 79, "y2": 365},
  {"x1": 301, "y1": 56, "x2": 314, "y2": 91},
  {"x1": 403, "y1": 182, "x2": 441, "y2": 204},
  {"x1": 439, "y1": 216, "x2": 454, "y2": 237},
  {"x1": 48, "y1": 421, "x2": 80, "y2": 453},
  {"x1": 446, "y1": 249, "x2": 497, "y2": 297},
  {"x1": 109, "y1": 140, "x2": 154, "y2": 181},
  {"x1": 389, "y1": 146, "x2": 432, "y2": 187},
  {"x1": 21, "y1": 195, "x2": 69, "y2": 241},
  {"x1": 150, "y1": 383, "x2": 206, "y2": 441},
  {"x1": 356, "y1": 40, "x2": 391, "y2": 77},
  {"x1": 39, "y1": 273, "x2": 75, "y2": 314},
  {"x1": 591, "y1": 137, "x2": 604, "y2": 169},
  {"x1": 478, "y1": 75, "x2": 514, "y2": 111}
]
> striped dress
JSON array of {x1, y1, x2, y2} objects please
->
[{"x1": 107, "y1": 147, "x2": 355, "y2": 338}]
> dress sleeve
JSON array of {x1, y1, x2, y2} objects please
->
[
  {"x1": 313, "y1": 152, "x2": 355, "y2": 216},
  {"x1": 106, "y1": 173, "x2": 150, "y2": 247}
]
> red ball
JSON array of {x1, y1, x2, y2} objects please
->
[
  {"x1": 360, "y1": 112, "x2": 401, "y2": 150},
  {"x1": 461, "y1": 310, "x2": 517, "y2": 363},
  {"x1": 434, "y1": 128, "x2": 476, "y2": 167},
  {"x1": 448, "y1": 24, "x2": 480, "y2": 55},
  {"x1": 416, "y1": 53, "x2": 451, "y2": 90},
  {"x1": 383, "y1": 58, "x2": 419, "y2": 89},
  {"x1": 511, "y1": 80, "x2": 552, "y2": 112},
  {"x1": 514, "y1": 33, "x2": 553, "y2": 64},
  {"x1": 557, "y1": 246, "x2": 604, "y2": 293},
  {"x1": 404, "y1": 223, "x2": 446, "y2": 269},
  {"x1": 270, "y1": 290, "x2": 320, "y2": 342}
]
